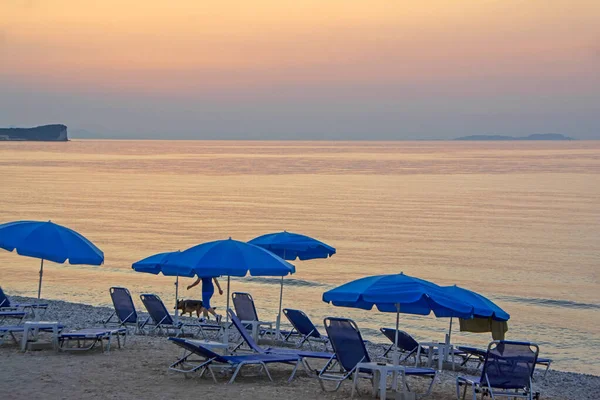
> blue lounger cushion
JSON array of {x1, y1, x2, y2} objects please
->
[
  {"x1": 380, "y1": 327, "x2": 433, "y2": 360},
  {"x1": 170, "y1": 337, "x2": 300, "y2": 364},
  {"x1": 319, "y1": 317, "x2": 437, "y2": 396},
  {"x1": 0, "y1": 311, "x2": 27, "y2": 320},
  {"x1": 1, "y1": 324, "x2": 65, "y2": 346},
  {"x1": 0, "y1": 325, "x2": 64, "y2": 332},
  {"x1": 0, "y1": 325, "x2": 25, "y2": 332},
  {"x1": 105, "y1": 287, "x2": 138, "y2": 326},
  {"x1": 169, "y1": 337, "x2": 301, "y2": 383},
  {"x1": 0, "y1": 287, "x2": 48, "y2": 309},
  {"x1": 456, "y1": 340, "x2": 539, "y2": 399},
  {"x1": 59, "y1": 327, "x2": 126, "y2": 352},
  {"x1": 457, "y1": 345, "x2": 552, "y2": 367},
  {"x1": 60, "y1": 327, "x2": 126, "y2": 339},
  {"x1": 227, "y1": 308, "x2": 334, "y2": 362}
]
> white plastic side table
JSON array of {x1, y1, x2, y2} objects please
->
[
  {"x1": 241, "y1": 320, "x2": 273, "y2": 341},
  {"x1": 21, "y1": 321, "x2": 60, "y2": 352},
  {"x1": 419, "y1": 342, "x2": 455, "y2": 371},
  {"x1": 354, "y1": 362, "x2": 408, "y2": 400}
]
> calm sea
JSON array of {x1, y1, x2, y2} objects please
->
[{"x1": 0, "y1": 140, "x2": 598, "y2": 374}]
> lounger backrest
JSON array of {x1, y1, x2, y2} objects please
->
[
  {"x1": 232, "y1": 292, "x2": 258, "y2": 321},
  {"x1": 283, "y1": 308, "x2": 321, "y2": 338},
  {"x1": 227, "y1": 308, "x2": 264, "y2": 353},
  {"x1": 324, "y1": 317, "x2": 370, "y2": 372},
  {"x1": 170, "y1": 337, "x2": 229, "y2": 363},
  {"x1": 110, "y1": 287, "x2": 137, "y2": 323},
  {"x1": 481, "y1": 341, "x2": 539, "y2": 390},
  {"x1": 140, "y1": 294, "x2": 174, "y2": 325},
  {"x1": 380, "y1": 328, "x2": 419, "y2": 353},
  {"x1": 0, "y1": 287, "x2": 10, "y2": 307}
]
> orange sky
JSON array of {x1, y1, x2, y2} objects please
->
[
  {"x1": 1, "y1": 0, "x2": 599, "y2": 138},
  {"x1": 2, "y1": 0, "x2": 598, "y2": 94}
]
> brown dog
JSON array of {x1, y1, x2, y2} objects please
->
[{"x1": 176, "y1": 299, "x2": 204, "y2": 317}]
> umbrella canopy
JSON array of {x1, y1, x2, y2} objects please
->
[
  {"x1": 442, "y1": 285, "x2": 510, "y2": 321},
  {"x1": 249, "y1": 230, "x2": 335, "y2": 338},
  {"x1": 323, "y1": 272, "x2": 475, "y2": 367},
  {"x1": 0, "y1": 220, "x2": 104, "y2": 299},
  {"x1": 165, "y1": 238, "x2": 296, "y2": 277},
  {"x1": 132, "y1": 251, "x2": 196, "y2": 319},
  {"x1": 0, "y1": 220, "x2": 104, "y2": 265},
  {"x1": 248, "y1": 231, "x2": 336, "y2": 260},
  {"x1": 132, "y1": 251, "x2": 195, "y2": 277},
  {"x1": 322, "y1": 272, "x2": 474, "y2": 318},
  {"x1": 165, "y1": 238, "x2": 295, "y2": 342}
]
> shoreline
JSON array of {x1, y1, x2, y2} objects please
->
[{"x1": 1, "y1": 295, "x2": 599, "y2": 399}]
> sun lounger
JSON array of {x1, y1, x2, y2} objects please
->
[
  {"x1": 0, "y1": 325, "x2": 25, "y2": 345},
  {"x1": 380, "y1": 327, "x2": 432, "y2": 365},
  {"x1": 168, "y1": 337, "x2": 301, "y2": 384},
  {"x1": 456, "y1": 341, "x2": 540, "y2": 400},
  {"x1": 140, "y1": 293, "x2": 220, "y2": 338},
  {"x1": 59, "y1": 327, "x2": 127, "y2": 352},
  {"x1": 231, "y1": 292, "x2": 275, "y2": 338},
  {"x1": 457, "y1": 345, "x2": 552, "y2": 379},
  {"x1": 140, "y1": 293, "x2": 186, "y2": 336},
  {"x1": 0, "y1": 310, "x2": 27, "y2": 324},
  {"x1": 0, "y1": 287, "x2": 48, "y2": 318},
  {"x1": 283, "y1": 308, "x2": 329, "y2": 349},
  {"x1": 103, "y1": 287, "x2": 142, "y2": 333},
  {"x1": 320, "y1": 317, "x2": 437, "y2": 397},
  {"x1": 227, "y1": 308, "x2": 334, "y2": 372},
  {"x1": 1, "y1": 324, "x2": 65, "y2": 346}
]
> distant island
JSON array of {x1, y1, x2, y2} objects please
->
[
  {"x1": 455, "y1": 133, "x2": 574, "y2": 141},
  {"x1": 0, "y1": 124, "x2": 68, "y2": 141}
]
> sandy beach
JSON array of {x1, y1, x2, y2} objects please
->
[{"x1": 1, "y1": 296, "x2": 598, "y2": 400}]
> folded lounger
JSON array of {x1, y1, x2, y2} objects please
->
[
  {"x1": 231, "y1": 292, "x2": 275, "y2": 337},
  {"x1": 168, "y1": 337, "x2": 301, "y2": 384},
  {"x1": 0, "y1": 325, "x2": 23, "y2": 345},
  {"x1": 103, "y1": 287, "x2": 142, "y2": 333},
  {"x1": 283, "y1": 308, "x2": 329, "y2": 349},
  {"x1": 0, "y1": 310, "x2": 27, "y2": 324},
  {"x1": 0, "y1": 324, "x2": 65, "y2": 346},
  {"x1": 457, "y1": 345, "x2": 552, "y2": 379},
  {"x1": 59, "y1": 327, "x2": 127, "y2": 353},
  {"x1": 140, "y1": 293, "x2": 220, "y2": 338},
  {"x1": 380, "y1": 327, "x2": 433, "y2": 365},
  {"x1": 227, "y1": 308, "x2": 334, "y2": 372},
  {"x1": 456, "y1": 341, "x2": 540, "y2": 400},
  {"x1": 320, "y1": 317, "x2": 437, "y2": 398},
  {"x1": 0, "y1": 287, "x2": 48, "y2": 318}
]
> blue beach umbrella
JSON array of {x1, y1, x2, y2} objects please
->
[
  {"x1": 442, "y1": 285, "x2": 509, "y2": 321},
  {"x1": 0, "y1": 220, "x2": 104, "y2": 299},
  {"x1": 249, "y1": 231, "x2": 336, "y2": 261},
  {"x1": 165, "y1": 238, "x2": 295, "y2": 333},
  {"x1": 249, "y1": 231, "x2": 336, "y2": 337},
  {"x1": 132, "y1": 251, "x2": 191, "y2": 276},
  {"x1": 441, "y1": 285, "x2": 510, "y2": 342},
  {"x1": 165, "y1": 238, "x2": 296, "y2": 277},
  {"x1": 132, "y1": 251, "x2": 195, "y2": 318},
  {"x1": 323, "y1": 272, "x2": 474, "y2": 364}
]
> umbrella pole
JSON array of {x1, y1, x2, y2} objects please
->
[
  {"x1": 276, "y1": 276, "x2": 284, "y2": 339},
  {"x1": 174, "y1": 276, "x2": 179, "y2": 321},
  {"x1": 394, "y1": 303, "x2": 400, "y2": 365},
  {"x1": 223, "y1": 275, "x2": 231, "y2": 344},
  {"x1": 275, "y1": 249, "x2": 286, "y2": 340},
  {"x1": 444, "y1": 316, "x2": 454, "y2": 367},
  {"x1": 37, "y1": 259, "x2": 44, "y2": 299}
]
